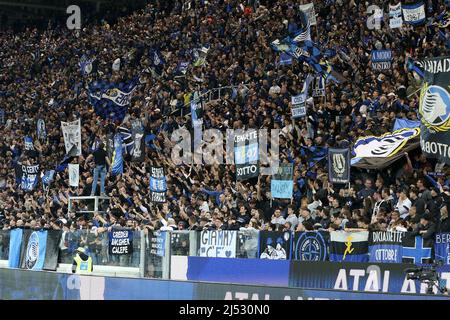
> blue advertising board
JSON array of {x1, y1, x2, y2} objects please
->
[
  {"x1": 0, "y1": 267, "x2": 448, "y2": 300},
  {"x1": 186, "y1": 256, "x2": 290, "y2": 287}
]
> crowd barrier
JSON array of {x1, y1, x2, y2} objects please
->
[
  {"x1": 171, "y1": 256, "x2": 450, "y2": 295},
  {"x1": 0, "y1": 268, "x2": 447, "y2": 300},
  {"x1": 1, "y1": 229, "x2": 450, "y2": 295},
  {"x1": 2, "y1": 229, "x2": 448, "y2": 268}
]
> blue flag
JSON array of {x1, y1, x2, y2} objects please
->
[
  {"x1": 88, "y1": 78, "x2": 139, "y2": 122},
  {"x1": 111, "y1": 134, "x2": 123, "y2": 176},
  {"x1": 393, "y1": 118, "x2": 421, "y2": 131},
  {"x1": 279, "y1": 52, "x2": 293, "y2": 66},
  {"x1": 301, "y1": 146, "x2": 328, "y2": 168},
  {"x1": 368, "y1": 231, "x2": 404, "y2": 263},
  {"x1": 8, "y1": 228, "x2": 23, "y2": 268},
  {"x1": 41, "y1": 170, "x2": 55, "y2": 186},
  {"x1": 24, "y1": 136, "x2": 34, "y2": 151},
  {"x1": 20, "y1": 229, "x2": 48, "y2": 270}
]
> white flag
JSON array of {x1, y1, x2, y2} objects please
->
[
  {"x1": 389, "y1": 3, "x2": 403, "y2": 29},
  {"x1": 402, "y1": 2, "x2": 426, "y2": 25},
  {"x1": 299, "y1": 3, "x2": 317, "y2": 26},
  {"x1": 68, "y1": 164, "x2": 79, "y2": 187},
  {"x1": 61, "y1": 119, "x2": 82, "y2": 156}
]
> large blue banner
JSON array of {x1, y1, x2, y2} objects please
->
[
  {"x1": 186, "y1": 256, "x2": 290, "y2": 287},
  {"x1": 369, "y1": 231, "x2": 404, "y2": 263},
  {"x1": 435, "y1": 233, "x2": 450, "y2": 265},
  {"x1": 20, "y1": 230, "x2": 48, "y2": 271},
  {"x1": 289, "y1": 261, "x2": 450, "y2": 295},
  {"x1": 0, "y1": 267, "x2": 448, "y2": 300}
]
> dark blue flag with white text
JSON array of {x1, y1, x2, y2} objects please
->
[
  {"x1": 19, "y1": 229, "x2": 61, "y2": 271},
  {"x1": 19, "y1": 164, "x2": 40, "y2": 191},
  {"x1": 109, "y1": 229, "x2": 133, "y2": 255},
  {"x1": 371, "y1": 50, "x2": 392, "y2": 71},
  {"x1": 435, "y1": 233, "x2": 450, "y2": 265},
  {"x1": 368, "y1": 231, "x2": 405, "y2": 263},
  {"x1": 150, "y1": 166, "x2": 167, "y2": 203},
  {"x1": 293, "y1": 231, "x2": 329, "y2": 261},
  {"x1": 111, "y1": 134, "x2": 123, "y2": 176},
  {"x1": 328, "y1": 148, "x2": 350, "y2": 184}
]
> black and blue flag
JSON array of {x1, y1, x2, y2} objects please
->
[{"x1": 88, "y1": 78, "x2": 139, "y2": 122}]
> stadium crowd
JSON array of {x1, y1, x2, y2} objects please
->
[{"x1": 0, "y1": 0, "x2": 449, "y2": 252}]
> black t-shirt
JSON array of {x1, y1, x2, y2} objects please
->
[
  {"x1": 236, "y1": 213, "x2": 251, "y2": 226},
  {"x1": 93, "y1": 149, "x2": 107, "y2": 166}
]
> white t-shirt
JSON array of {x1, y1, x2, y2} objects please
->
[
  {"x1": 271, "y1": 216, "x2": 286, "y2": 225},
  {"x1": 396, "y1": 198, "x2": 412, "y2": 217}
]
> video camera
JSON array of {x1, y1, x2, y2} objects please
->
[{"x1": 404, "y1": 260, "x2": 447, "y2": 295}]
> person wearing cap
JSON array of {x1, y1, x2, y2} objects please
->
[
  {"x1": 412, "y1": 213, "x2": 437, "y2": 241},
  {"x1": 72, "y1": 247, "x2": 93, "y2": 274}
]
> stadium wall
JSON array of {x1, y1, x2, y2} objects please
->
[
  {"x1": 0, "y1": 267, "x2": 448, "y2": 300},
  {"x1": 170, "y1": 256, "x2": 450, "y2": 295}
]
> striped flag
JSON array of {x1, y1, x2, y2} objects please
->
[
  {"x1": 292, "y1": 10, "x2": 311, "y2": 43},
  {"x1": 111, "y1": 134, "x2": 124, "y2": 176},
  {"x1": 117, "y1": 126, "x2": 134, "y2": 153},
  {"x1": 329, "y1": 231, "x2": 369, "y2": 262}
]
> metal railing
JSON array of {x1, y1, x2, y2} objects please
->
[
  {"x1": 68, "y1": 196, "x2": 110, "y2": 214},
  {"x1": 170, "y1": 84, "x2": 249, "y2": 117}
]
